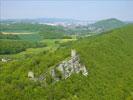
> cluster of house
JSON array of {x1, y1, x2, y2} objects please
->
[{"x1": 1, "y1": 58, "x2": 11, "y2": 62}]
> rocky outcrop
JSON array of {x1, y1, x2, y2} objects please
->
[
  {"x1": 28, "y1": 49, "x2": 88, "y2": 83},
  {"x1": 50, "y1": 49, "x2": 88, "y2": 80}
]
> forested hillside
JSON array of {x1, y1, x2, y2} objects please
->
[
  {"x1": 0, "y1": 32, "x2": 20, "y2": 40},
  {"x1": 91, "y1": 18, "x2": 125, "y2": 31},
  {"x1": 0, "y1": 23, "x2": 67, "y2": 39},
  {"x1": 0, "y1": 40, "x2": 46, "y2": 54},
  {"x1": 0, "y1": 24, "x2": 133, "y2": 100}
]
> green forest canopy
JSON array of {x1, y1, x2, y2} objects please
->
[{"x1": 0, "y1": 24, "x2": 133, "y2": 100}]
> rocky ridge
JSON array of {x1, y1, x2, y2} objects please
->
[{"x1": 28, "y1": 49, "x2": 88, "y2": 83}]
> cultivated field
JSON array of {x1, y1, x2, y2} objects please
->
[{"x1": 2, "y1": 32, "x2": 34, "y2": 35}]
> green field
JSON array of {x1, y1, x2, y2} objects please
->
[{"x1": 0, "y1": 38, "x2": 76, "y2": 60}]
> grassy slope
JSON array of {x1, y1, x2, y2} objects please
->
[{"x1": 0, "y1": 24, "x2": 133, "y2": 100}]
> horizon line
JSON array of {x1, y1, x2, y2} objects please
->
[{"x1": 1, "y1": 17, "x2": 133, "y2": 22}]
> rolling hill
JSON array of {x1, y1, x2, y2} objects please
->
[
  {"x1": 93, "y1": 18, "x2": 125, "y2": 28},
  {"x1": 0, "y1": 24, "x2": 133, "y2": 100},
  {"x1": 67, "y1": 18, "x2": 126, "y2": 35},
  {"x1": 88, "y1": 18, "x2": 126, "y2": 33},
  {"x1": 0, "y1": 23, "x2": 67, "y2": 39}
]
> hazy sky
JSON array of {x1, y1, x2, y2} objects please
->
[{"x1": 0, "y1": 0, "x2": 133, "y2": 21}]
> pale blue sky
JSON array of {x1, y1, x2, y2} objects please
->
[{"x1": 0, "y1": 0, "x2": 133, "y2": 21}]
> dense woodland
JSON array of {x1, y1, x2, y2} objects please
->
[
  {"x1": 0, "y1": 40, "x2": 46, "y2": 54},
  {"x1": 0, "y1": 32, "x2": 20, "y2": 40},
  {"x1": 0, "y1": 24, "x2": 133, "y2": 100}
]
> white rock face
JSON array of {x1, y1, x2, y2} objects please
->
[
  {"x1": 1, "y1": 58, "x2": 10, "y2": 62},
  {"x1": 71, "y1": 49, "x2": 76, "y2": 58},
  {"x1": 28, "y1": 71, "x2": 34, "y2": 79},
  {"x1": 1, "y1": 58, "x2": 11, "y2": 62},
  {"x1": 1, "y1": 59, "x2": 7, "y2": 62}
]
